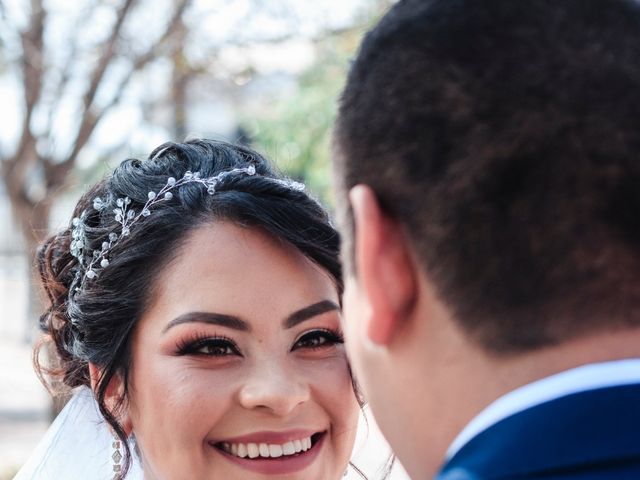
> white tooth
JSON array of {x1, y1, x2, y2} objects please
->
[
  {"x1": 259, "y1": 443, "x2": 270, "y2": 458},
  {"x1": 304, "y1": 437, "x2": 312, "y2": 450},
  {"x1": 283, "y1": 441, "x2": 296, "y2": 455},
  {"x1": 237, "y1": 444, "x2": 248, "y2": 458},
  {"x1": 231, "y1": 443, "x2": 238, "y2": 456},
  {"x1": 293, "y1": 439, "x2": 303, "y2": 452},
  {"x1": 247, "y1": 443, "x2": 259, "y2": 458},
  {"x1": 269, "y1": 444, "x2": 283, "y2": 457}
]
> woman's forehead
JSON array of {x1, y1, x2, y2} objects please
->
[{"x1": 140, "y1": 222, "x2": 339, "y2": 333}]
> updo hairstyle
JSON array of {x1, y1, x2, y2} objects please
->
[{"x1": 36, "y1": 139, "x2": 341, "y2": 476}]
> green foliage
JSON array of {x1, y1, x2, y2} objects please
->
[{"x1": 243, "y1": 34, "x2": 361, "y2": 207}]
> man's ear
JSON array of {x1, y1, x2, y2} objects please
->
[
  {"x1": 89, "y1": 362, "x2": 132, "y2": 436},
  {"x1": 349, "y1": 185, "x2": 417, "y2": 345}
]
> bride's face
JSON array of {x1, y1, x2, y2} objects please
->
[{"x1": 124, "y1": 222, "x2": 359, "y2": 480}]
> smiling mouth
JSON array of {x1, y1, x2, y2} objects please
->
[{"x1": 214, "y1": 432, "x2": 325, "y2": 459}]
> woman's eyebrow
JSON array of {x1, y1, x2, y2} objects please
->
[
  {"x1": 162, "y1": 300, "x2": 339, "y2": 333},
  {"x1": 283, "y1": 300, "x2": 340, "y2": 329},
  {"x1": 163, "y1": 312, "x2": 249, "y2": 333}
]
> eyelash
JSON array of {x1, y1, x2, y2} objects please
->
[
  {"x1": 292, "y1": 328, "x2": 344, "y2": 351},
  {"x1": 175, "y1": 333, "x2": 240, "y2": 357},
  {"x1": 175, "y1": 328, "x2": 344, "y2": 357}
]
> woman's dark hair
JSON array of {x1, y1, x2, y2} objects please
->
[{"x1": 36, "y1": 139, "x2": 342, "y2": 477}]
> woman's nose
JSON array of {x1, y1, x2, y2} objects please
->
[{"x1": 238, "y1": 360, "x2": 310, "y2": 416}]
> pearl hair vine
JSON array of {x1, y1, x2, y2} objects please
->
[{"x1": 69, "y1": 165, "x2": 305, "y2": 290}]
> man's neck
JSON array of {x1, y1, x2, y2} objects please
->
[{"x1": 396, "y1": 317, "x2": 640, "y2": 479}]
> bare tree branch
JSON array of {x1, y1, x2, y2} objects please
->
[
  {"x1": 128, "y1": 0, "x2": 191, "y2": 70},
  {"x1": 3, "y1": 0, "x2": 362, "y2": 252},
  {"x1": 43, "y1": 1, "x2": 100, "y2": 142},
  {"x1": 2, "y1": 0, "x2": 46, "y2": 212},
  {"x1": 64, "y1": 0, "x2": 191, "y2": 167},
  {"x1": 58, "y1": 0, "x2": 136, "y2": 172},
  {"x1": 20, "y1": 0, "x2": 45, "y2": 113},
  {"x1": 82, "y1": 0, "x2": 135, "y2": 112}
]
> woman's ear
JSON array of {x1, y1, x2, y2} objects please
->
[
  {"x1": 88, "y1": 363, "x2": 132, "y2": 436},
  {"x1": 349, "y1": 185, "x2": 417, "y2": 345}
]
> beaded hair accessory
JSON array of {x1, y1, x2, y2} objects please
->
[{"x1": 69, "y1": 165, "x2": 304, "y2": 290}]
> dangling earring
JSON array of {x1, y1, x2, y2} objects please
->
[
  {"x1": 346, "y1": 461, "x2": 367, "y2": 479},
  {"x1": 112, "y1": 438, "x2": 123, "y2": 479}
]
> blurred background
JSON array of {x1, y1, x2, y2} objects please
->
[{"x1": 0, "y1": 0, "x2": 410, "y2": 478}]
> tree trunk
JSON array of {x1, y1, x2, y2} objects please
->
[{"x1": 11, "y1": 189, "x2": 70, "y2": 419}]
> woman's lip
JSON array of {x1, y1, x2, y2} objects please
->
[
  {"x1": 212, "y1": 429, "x2": 321, "y2": 444},
  {"x1": 212, "y1": 432, "x2": 326, "y2": 475}
]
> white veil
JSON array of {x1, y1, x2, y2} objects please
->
[
  {"x1": 14, "y1": 390, "x2": 403, "y2": 479},
  {"x1": 14, "y1": 387, "x2": 143, "y2": 479}
]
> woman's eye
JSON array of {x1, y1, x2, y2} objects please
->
[
  {"x1": 177, "y1": 337, "x2": 240, "y2": 357},
  {"x1": 293, "y1": 329, "x2": 344, "y2": 351},
  {"x1": 195, "y1": 341, "x2": 237, "y2": 356}
]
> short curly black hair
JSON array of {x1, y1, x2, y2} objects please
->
[{"x1": 334, "y1": 0, "x2": 640, "y2": 353}]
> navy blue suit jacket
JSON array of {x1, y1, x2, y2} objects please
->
[{"x1": 437, "y1": 384, "x2": 640, "y2": 479}]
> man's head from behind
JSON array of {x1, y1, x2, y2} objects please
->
[{"x1": 334, "y1": 0, "x2": 640, "y2": 475}]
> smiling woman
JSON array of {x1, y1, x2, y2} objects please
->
[
  {"x1": 128, "y1": 224, "x2": 357, "y2": 479},
  {"x1": 17, "y1": 139, "x2": 361, "y2": 480}
]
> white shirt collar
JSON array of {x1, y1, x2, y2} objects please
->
[{"x1": 446, "y1": 358, "x2": 640, "y2": 459}]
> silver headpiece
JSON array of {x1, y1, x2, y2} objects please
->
[{"x1": 69, "y1": 165, "x2": 304, "y2": 290}]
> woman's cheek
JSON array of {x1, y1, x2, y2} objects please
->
[{"x1": 304, "y1": 353, "x2": 355, "y2": 395}]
